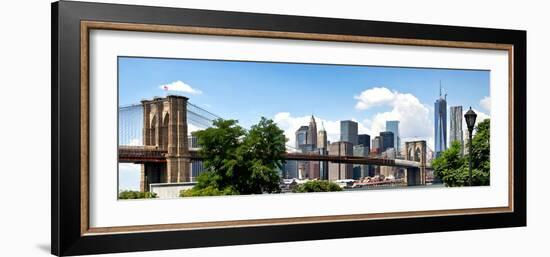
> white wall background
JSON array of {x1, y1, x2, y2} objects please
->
[{"x1": 0, "y1": 0, "x2": 547, "y2": 256}]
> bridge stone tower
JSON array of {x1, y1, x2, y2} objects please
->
[
  {"x1": 405, "y1": 140, "x2": 427, "y2": 186},
  {"x1": 140, "y1": 95, "x2": 190, "y2": 191}
]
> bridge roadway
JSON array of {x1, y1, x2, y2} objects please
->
[{"x1": 118, "y1": 146, "x2": 430, "y2": 168}]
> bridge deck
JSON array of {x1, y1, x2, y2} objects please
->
[{"x1": 118, "y1": 146, "x2": 430, "y2": 168}]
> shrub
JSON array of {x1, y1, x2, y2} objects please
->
[
  {"x1": 118, "y1": 190, "x2": 157, "y2": 199},
  {"x1": 292, "y1": 180, "x2": 343, "y2": 193},
  {"x1": 180, "y1": 186, "x2": 238, "y2": 197}
]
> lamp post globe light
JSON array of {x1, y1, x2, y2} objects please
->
[{"x1": 464, "y1": 107, "x2": 478, "y2": 186}]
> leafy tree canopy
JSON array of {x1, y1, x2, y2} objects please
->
[
  {"x1": 180, "y1": 117, "x2": 286, "y2": 197},
  {"x1": 433, "y1": 119, "x2": 490, "y2": 187}
]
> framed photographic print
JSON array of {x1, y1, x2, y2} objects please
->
[{"x1": 51, "y1": 1, "x2": 526, "y2": 256}]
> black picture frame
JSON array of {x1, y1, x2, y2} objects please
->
[{"x1": 51, "y1": 1, "x2": 526, "y2": 256}]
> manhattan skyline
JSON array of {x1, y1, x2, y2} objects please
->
[
  {"x1": 118, "y1": 56, "x2": 491, "y2": 191},
  {"x1": 119, "y1": 57, "x2": 490, "y2": 151}
]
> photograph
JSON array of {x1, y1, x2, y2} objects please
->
[
  {"x1": 117, "y1": 57, "x2": 491, "y2": 199},
  {"x1": 46, "y1": 1, "x2": 528, "y2": 255}
]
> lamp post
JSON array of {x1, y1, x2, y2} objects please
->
[{"x1": 464, "y1": 107, "x2": 477, "y2": 186}]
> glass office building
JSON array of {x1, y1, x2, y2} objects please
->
[
  {"x1": 434, "y1": 90, "x2": 448, "y2": 157},
  {"x1": 340, "y1": 120, "x2": 358, "y2": 145},
  {"x1": 386, "y1": 120, "x2": 400, "y2": 155}
]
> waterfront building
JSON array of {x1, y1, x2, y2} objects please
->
[
  {"x1": 450, "y1": 106, "x2": 464, "y2": 153},
  {"x1": 380, "y1": 131, "x2": 394, "y2": 153},
  {"x1": 380, "y1": 148, "x2": 397, "y2": 178},
  {"x1": 317, "y1": 147, "x2": 329, "y2": 180},
  {"x1": 434, "y1": 85, "x2": 448, "y2": 157},
  {"x1": 353, "y1": 145, "x2": 370, "y2": 179},
  {"x1": 386, "y1": 120, "x2": 400, "y2": 155},
  {"x1": 308, "y1": 162, "x2": 320, "y2": 179},
  {"x1": 328, "y1": 141, "x2": 353, "y2": 180},
  {"x1": 340, "y1": 120, "x2": 358, "y2": 145}
]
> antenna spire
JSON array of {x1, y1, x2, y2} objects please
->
[{"x1": 439, "y1": 80, "x2": 447, "y2": 100}]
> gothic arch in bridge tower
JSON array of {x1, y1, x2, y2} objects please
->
[
  {"x1": 149, "y1": 114, "x2": 158, "y2": 146},
  {"x1": 161, "y1": 112, "x2": 169, "y2": 149},
  {"x1": 139, "y1": 95, "x2": 191, "y2": 192},
  {"x1": 415, "y1": 148, "x2": 421, "y2": 162},
  {"x1": 405, "y1": 140, "x2": 427, "y2": 186}
]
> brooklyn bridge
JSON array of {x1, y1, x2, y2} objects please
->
[{"x1": 118, "y1": 95, "x2": 431, "y2": 192}]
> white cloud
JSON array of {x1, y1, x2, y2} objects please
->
[
  {"x1": 159, "y1": 80, "x2": 202, "y2": 95},
  {"x1": 462, "y1": 108, "x2": 490, "y2": 138},
  {"x1": 354, "y1": 87, "x2": 397, "y2": 110},
  {"x1": 480, "y1": 96, "x2": 491, "y2": 114},
  {"x1": 355, "y1": 87, "x2": 432, "y2": 146}
]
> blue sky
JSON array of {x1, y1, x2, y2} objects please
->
[
  {"x1": 118, "y1": 56, "x2": 490, "y2": 191},
  {"x1": 119, "y1": 57, "x2": 489, "y2": 129}
]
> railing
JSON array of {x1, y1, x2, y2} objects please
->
[{"x1": 118, "y1": 146, "x2": 167, "y2": 163}]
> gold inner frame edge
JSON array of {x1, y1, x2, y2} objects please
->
[{"x1": 80, "y1": 20, "x2": 514, "y2": 236}]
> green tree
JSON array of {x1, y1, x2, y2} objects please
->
[
  {"x1": 470, "y1": 119, "x2": 490, "y2": 185},
  {"x1": 190, "y1": 119, "x2": 245, "y2": 192},
  {"x1": 180, "y1": 117, "x2": 285, "y2": 197},
  {"x1": 179, "y1": 175, "x2": 238, "y2": 197},
  {"x1": 292, "y1": 180, "x2": 343, "y2": 193},
  {"x1": 432, "y1": 119, "x2": 490, "y2": 187},
  {"x1": 432, "y1": 141, "x2": 468, "y2": 187},
  {"x1": 235, "y1": 117, "x2": 286, "y2": 194}
]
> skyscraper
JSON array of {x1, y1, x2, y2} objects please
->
[
  {"x1": 317, "y1": 147, "x2": 329, "y2": 180},
  {"x1": 372, "y1": 136, "x2": 381, "y2": 154},
  {"x1": 328, "y1": 141, "x2": 353, "y2": 180},
  {"x1": 380, "y1": 131, "x2": 394, "y2": 153},
  {"x1": 340, "y1": 120, "x2": 358, "y2": 145},
  {"x1": 449, "y1": 106, "x2": 464, "y2": 153},
  {"x1": 307, "y1": 115, "x2": 317, "y2": 148},
  {"x1": 353, "y1": 145, "x2": 370, "y2": 179},
  {"x1": 380, "y1": 148, "x2": 397, "y2": 178},
  {"x1": 357, "y1": 134, "x2": 371, "y2": 148},
  {"x1": 295, "y1": 125, "x2": 309, "y2": 148},
  {"x1": 434, "y1": 85, "x2": 447, "y2": 157},
  {"x1": 386, "y1": 120, "x2": 400, "y2": 154},
  {"x1": 318, "y1": 122, "x2": 328, "y2": 149}
]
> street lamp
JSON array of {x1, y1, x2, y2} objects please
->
[{"x1": 464, "y1": 107, "x2": 477, "y2": 186}]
